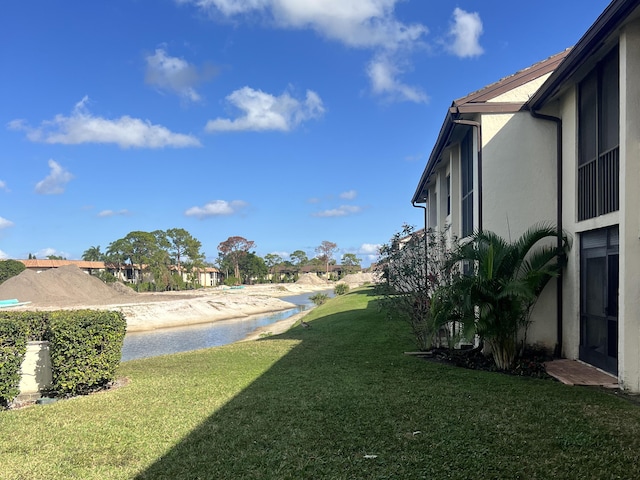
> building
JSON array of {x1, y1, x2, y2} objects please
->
[
  {"x1": 412, "y1": 0, "x2": 640, "y2": 391},
  {"x1": 19, "y1": 259, "x2": 221, "y2": 287}
]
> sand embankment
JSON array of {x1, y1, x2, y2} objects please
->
[{"x1": 0, "y1": 267, "x2": 377, "y2": 334}]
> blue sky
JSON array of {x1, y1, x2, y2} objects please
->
[{"x1": 0, "y1": 0, "x2": 611, "y2": 267}]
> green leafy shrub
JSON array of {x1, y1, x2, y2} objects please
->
[
  {"x1": 309, "y1": 293, "x2": 329, "y2": 306},
  {"x1": 94, "y1": 270, "x2": 117, "y2": 284},
  {"x1": 0, "y1": 318, "x2": 28, "y2": 407},
  {"x1": 0, "y1": 259, "x2": 26, "y2": 284},
  {"x1": 0, "y1": 311, "x2": 51, "y2": 341},
  {"x1": 48, "y1": 310, "x2": 126, "y2": 396},
  {"x1": 334, "y1": 283, "x2": 350, "y2": 296},
  {"x1": 224, "y1": 276, "x2": 241, "y2": 286}
]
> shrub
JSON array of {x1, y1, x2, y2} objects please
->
[
  {"x1": 224, "y1": 276, "x2": 241, "y2": 286},
  {"x1": 48, "y1": 310, "x2": 126, "y2": 396},
  {"x1": 309, "y1": 293, "x2": 329, "y2": 306},
  {"x1": 0, "y1": 311, "x2": 51, "y2": 341},
  {"x1": 94, "y1": 270, "x2": 117, "y2": 284},
  {"x1": 0, "y1": 318, "x2": 28, "y2": 407},
  {"x1": 334, "y1": 283, "x2": 350, "y2": 296},
  {"x1": 0, "y1": 259, "x2": 26, "y2": 284}
]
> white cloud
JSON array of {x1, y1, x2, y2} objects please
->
[
  {"x1": 359, "y1": 243, "x2": 381, "y2": 255},
  {"x1": 185, "y1": 199, "x2": 248, "y2": 218},
  {"x1": 179, "y1": 0, "x2": 429, "y2": 103},
  {"x1": 312, "y1": 205, "x2": 362, "y2": 217},
  {"x1": 35, "y1": 160, "x2": 74, "y2": 195},
  {"x1": 37, "y1": 247, "x2": 70, "y2": 259},
  {"x1": 180, "y1": 0, "x2": 427, "y2": 50},
  {"x1": 206, "y1": 87, "x2": 325, "y2": 132},
  {"x1": 8, "y1": 96, "x2": 201, "y2": 148},
  {"x1": 98, "y1": 209, "x2": 131, "y2": 217},
  {"x1": 0, "y1": 217, "x2": 14, "y2": 229},
  {"x1": 446, "y1": 8, "x2": 484, "y2": 58},
  {"x1": 367, "y1": 54, "x2": 428, "y2": 104},
  {"x1": 339, "y1": 190, "x2": 357, "y2": 200},
  {"x1": 0, "y1": 250, "x2": 8, "y2": 260},
  {"x1": 0, "y1": 180, "x2": 8, "y2": 192},
  {"x1": 145, "y1": 48, "x2": 216, "y2": 102}
]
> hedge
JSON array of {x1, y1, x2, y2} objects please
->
[
  {"x1": 48, "y1": 310, "x2": 126, "y2": 396},
  {"x1": 0, "y1": 309, "x2": 126, "y2": 405},
  {"x1": 0, "y1": 318, "x2": 28, "y2": 407}
]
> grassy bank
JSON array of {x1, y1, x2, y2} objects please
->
[{"x1": 1, "y1": 288, "x2": 640, "y2": 479}]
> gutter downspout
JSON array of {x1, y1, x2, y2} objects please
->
[
  {"x1": 412, "y1": 201, "x2": 429, "y2": 290},
  {"x1": 453, "y1": 120, "x2": 483, "y2": 231},
  {"x1": 529, "y1": 108, "x2": 564, "y2": 358}
]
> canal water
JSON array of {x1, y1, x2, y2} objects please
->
[{"x1": 121, "y1": 291, "x2": 330, "y2": 361}]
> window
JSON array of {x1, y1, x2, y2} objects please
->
[
  {"x1": 578, "y1": 47, "x2": 619, "y2": 221},
  {"x1": 461, "y1": 130, "x2": 474, "y2": 237}
]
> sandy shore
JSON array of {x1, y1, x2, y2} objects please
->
[{"x1": 15, "y1": 283, "x2": 333, "y2": 333}]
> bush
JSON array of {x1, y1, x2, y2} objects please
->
[
  {"x1": 0, "y1": 318, "x2": 28, "y2": 407},
  {"x1": 334, "y1": 283, "x2": 350, "y2": 296},
  {"x1": 224, "y1": 276, "x2": 241, "y2": 286},
  {"x1": 94, "y1": 270, "x2": 117, "y2": 284},
  {"x1": 0, "y1": 259, "x2": 26, "y2": 285},
  {"x1": 48, "y1": 310, "x2": 126, "y2": 396},
  {"x1": 0, "y1": 311, "x2": 50, "y2": 341},
  {"x1": 309, "y1": 293, "x2": 329, "y2": 306}
]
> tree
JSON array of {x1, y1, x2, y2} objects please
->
[
  {"x1": 47, "y1": 255, "x2": 66, "y2": 260},
  {"x1": 264, "y1": 253, "x2": 283, "y2": 283},
  {"x1": 290, "y1": 250, "x2": 308, "y2": 270},
  {"x1": 105, "y1": 238, "x2": 128, "y2": 281},
  {"x1": 376, "y1": 224, "x2": 461, "y2": 351},
  {"x1": 0, "y1": 260, "x2": 25, "y2": 284},
  {"x1": 436, "y1": 223, "x2": 570, "y2": 370},
  {"x1": 121, "y1": 231, "x2": 158, "y2": 291},
  {"x1": 315, "y1": 241, "x2": 338, "y2": 275},
  {"x1": 217, "y1": 236, "x2": 255, "y2": 281},
  {"x1": 82, "y1": 245, "x2": 104, "y2": 262},
  {"x1": 341, "y1": 253, "x2": 361, "y2": 274},
  {"x1": 166, "y1": 228, "x2": 205, "y2": 275},
  {"x1": 239, "y1": 252, "x2": 268, "y2": 284}
]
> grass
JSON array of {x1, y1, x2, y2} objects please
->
[{"x1": 2, "y1": 287, "x2": 640, "y2": 479}]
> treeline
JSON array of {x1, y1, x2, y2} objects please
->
[{"x1": 80, "y1": 231, "x2": 363, "y2": 290}]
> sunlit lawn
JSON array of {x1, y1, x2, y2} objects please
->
[{"x1": 1, "y1": 287, "x2": 640, "y2": 479}]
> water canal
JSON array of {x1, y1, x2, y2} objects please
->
[{"x1": 121, "y1": 291, "x2": 330, "y2": 361}]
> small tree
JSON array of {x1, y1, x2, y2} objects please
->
[
  {"x1": 341, "y1": 253, "x2": 361, "y2": 275},
  {"x1": 439, "y1": 224, "x2": 570, "y2": 370},
  {"x1": 376, "y1": 224, "x2": 461, "y2": 351},
  {"x1": 315, "y1": 241, "x2": 337, "y2": 276}
]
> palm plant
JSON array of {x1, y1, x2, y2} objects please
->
[{"x1": 438, "y1": 223, "x2": 570, "y2": 370}]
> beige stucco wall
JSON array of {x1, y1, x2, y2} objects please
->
[
  {"x1": 489, "y1": 74, "x2": 552, "y2": 103},
  {"x1": 552, "y1": 20, "x2": 640, "y2": 392},
  {"x1": 618, "y1": 21, "x2": 640, "y2": 391},
  {"x1": 481, "y1": 111, "x2": 558, "y2": 349}
]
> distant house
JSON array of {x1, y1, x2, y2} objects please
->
[
  {"x1": 19, "y1": 259, "x2": 221, "y2": 287},
  {"x1": 412, "y1": 0, "x2": 640, "y2": 392}
]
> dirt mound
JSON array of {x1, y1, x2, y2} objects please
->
[
  {"x1": 109, "y1": 281, "x2": 137, "y2": 296},
  {"x1": 296, "y1": 273, "x2": 329, "y2": 285},
  {"x1": 338, "y1": 272, "x2": 379, "y2": 286},
  {"x1": 0, "y1": 265, "x2": 136, "y2": 306}
]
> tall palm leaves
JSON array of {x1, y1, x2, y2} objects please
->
[{"x1": 437, "y1": 223, "x2": 570, "y2": 370}]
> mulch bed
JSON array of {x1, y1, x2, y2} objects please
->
[{"x1": 421, "y1": 346, "x2": 554, "y2": 379}]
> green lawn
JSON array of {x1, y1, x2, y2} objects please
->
[{"x1": 2, "y1": 288, "x2": 640, "y2": 479}]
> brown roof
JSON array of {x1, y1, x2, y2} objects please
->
[
  {"x1": 412, "y1": 50, "x2": 571, "y2": 204},
  {"x1": 19, "y1": 259, "x2": 219, "y2": 273},
  {"x1": 20, "y1": 259, "x2": 105, "y2": 269}
]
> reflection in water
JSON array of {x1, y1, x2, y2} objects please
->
[{"x1": 121, "y1": 291, "x2": 329, "y2": 362}]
